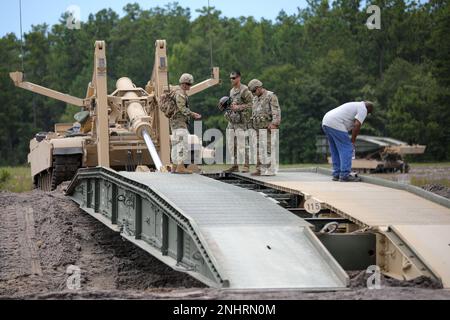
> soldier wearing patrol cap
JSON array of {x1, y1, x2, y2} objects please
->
[
  {"x1": 170, "y1": 73, "x2": 202, "y2": 174},
  {"x1": 248, "y1": 79, "x2": 281, "y2": 176},
  {"x1": 224, "y1": 70, "x2": 254, "y2": 173}
]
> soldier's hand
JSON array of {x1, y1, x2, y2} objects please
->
[
  {"x1": 231, "y1": 103, "x2": 240, "y2": 112},
  {"x1": 192, "y1": 112, "x2": 202, "y2": 120}
]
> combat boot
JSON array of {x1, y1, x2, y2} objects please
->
[
  {"x1": 241, "y1": 164, "x2": 250, "y2": 173},
  {"x1": 339, "y1": 175, "x2": 361, "y2": 182},
  {"x1": 224, "y1": 165, "x2": 239, "y2": 173},
  {"x1": 261, "y1": 167, "x2": 277, "y2": 176},
  {"x1": 175, "y1": 164, "x2": 193, "y2": 174},
  {"x1": 187, "y1": 164, "x2": 202, "y2": 174},
  {"x1": 251, "y1": 170, "x2": 261, "y2": 176}
]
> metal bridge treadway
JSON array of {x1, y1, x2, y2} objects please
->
[
  {"x1": 234, "y1": 170, "x2": 450, "y2": 288},
  {"x1": 66, "y1": 168, "x2": 348, "y2": 290}
]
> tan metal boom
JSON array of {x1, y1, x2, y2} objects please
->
[
  {"x1": 187, "y1": 67, "x2": 220, "y2": 97},
  {"x1": 9, "y1": 71, "x2": 86, "y2": 107}
]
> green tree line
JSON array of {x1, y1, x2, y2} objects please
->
[{"x1": 0, "y1": 0, "x2": 449, "y2": 165}]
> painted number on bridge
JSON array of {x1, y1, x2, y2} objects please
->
[{"x1": 304, "y1": 198, "x2": 321, "y2": 215}]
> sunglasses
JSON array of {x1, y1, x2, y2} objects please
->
[
  {"x1": 230, "y1": 77, "x2": 237, "y2": 80},
  {"x1": 251, "y1": 88, "x2": 258, "y2": 94}
]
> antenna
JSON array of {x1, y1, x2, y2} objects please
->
[
  {"x1": 19, "y1": 0, "x2": 25, "y2": 73},
  {"x1": 207, "y1": 0, "x2": 213, "y2": 71}
]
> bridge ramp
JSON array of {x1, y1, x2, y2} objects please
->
[{"x1": 235, "y1": 171, "x2": 450, "y2": 288}]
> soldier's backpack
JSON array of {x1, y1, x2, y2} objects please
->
[{"x1": 159, "y1": 91, "x2": 178, "y2": 119}]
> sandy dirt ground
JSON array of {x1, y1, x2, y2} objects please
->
[{"x1": 1, "y1": 184, "x2": 449, "y2": 300}]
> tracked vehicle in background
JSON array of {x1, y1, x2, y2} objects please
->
[{"x1": 317, "y1": 135, "x2": 426, "y2": 173}]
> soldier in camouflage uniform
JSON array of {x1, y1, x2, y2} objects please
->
[
  {"x1": 248, "y1": 79, "x2": 281, "y2": 176},
  {"x1": 170, "y1": 73, "x2": 202, "y2": 174},
  {"x1": 224, "y1": 71, "x2": 254, "y2": 173}
]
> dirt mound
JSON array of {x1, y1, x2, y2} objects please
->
[
  {"x1": 0, "y1": 189, "x2": 203, "y2": 298},
  {"x1": 422, "y1": 184, "x2": 450, "y2": 199}
]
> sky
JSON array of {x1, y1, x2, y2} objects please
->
[{"x1": 0, "y1": 0, "x2": 310, "y2": 37}]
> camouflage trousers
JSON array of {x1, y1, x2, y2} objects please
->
[
  {"x1": 255, "y1": 128, "x2": 279, "y2": 175},
  {"x1": 226, "y1": 122, "x2": 251, "y2": 166},
  {"x1": 170, "y1": 121, "x2": 190, "y2": 165}
]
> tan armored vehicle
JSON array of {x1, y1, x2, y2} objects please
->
[{"x1": 10, "y1": 40, "x2": 220, "y2": 190}]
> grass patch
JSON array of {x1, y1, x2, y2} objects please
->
[
  {"x1": 0, "y1": 167, "x2": 33, "y2": 193},
  {"x1": 410, "y1": 177, "x2": 450, "y2": 188},
  {"x1": 408, "y1": 162, "x2": 450, "y2": 168},
  {"x1": 0, "y1": 169, "x2": 11, "y2": 184}
]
